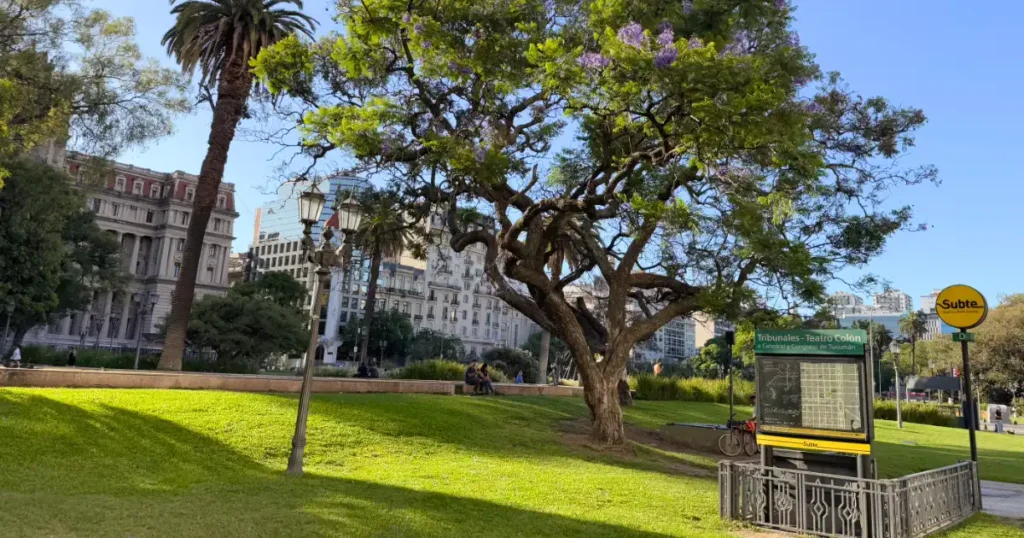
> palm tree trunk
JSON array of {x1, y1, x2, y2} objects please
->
[
  {"x1": 158, "y1": 56, "x2": 252, "y2": 370},
  {"x1": 359, "y1": 249, "x2": 382, "y2": 365},
  {"x1": 538, "y1": 331, "x2": 551, "y2": 384},
  {"x1": 910, "y1": 336, "x2": 916, "y2": 376}
]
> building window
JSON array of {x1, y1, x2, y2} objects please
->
[
  {"x1": 217, "y1": 195, "x2": 226, "y2": 209},
  {"x1": 206, "y1": 267, "x2": 214, "y2": 281},
  {"x1": 260, "y1": 245, "x2": 266, "y2": 255},
  {"x1": 473, "y1": 328, "x2": 478, "y2": 337},
  {"x1": 291, "y1": 255, "x2": 297, "y2": 265},
  {"x1": 180, "y1": 212, "x2": 190, "y2": 226},
  {"x1": 415, "y1": 303, "x2": 422, "y2": 315},
  {"x1": 213, "y1": 218, "x2": 221, "y2": 232},
  {"x1": 303, "y1": 267, "x2": 309, "y2": 278},
  {"x1": 91, "y1": 198, "x2": 101, "y2": 213},
  {"x1": 177, "y1": 238, "x2": 185, "y2": 252},
  {"x1": 115, "y1": 176, "x2": 125, "y2": 191},
  {"x1": 111, "y1": 203, "x2": 120, "y2": 217},
  {"x1": 151, "y1": 185, "x2": 160, "y2": 198},
  {"x1": 132, "y1": 180, "x2": 143, "y2": 195},
  {"x1": 402, "y1": 302, "x2": 410, "y2": 314},
  {"x1": 146, "y1": 210, "x2": 154, "y2": 223},
  {"x1": 173, "y1": 262, "x2": 181, "y2": 277},
  {"x1": 463, "y1": 294, "x2": 468, "y2": 303},
  {"x1": 461, "y1": 310, "x2": 467, "y2": 320},
  {"x1": 340, "y1": 311, "x2": 348, "y2": 322},
  {"x1": 185, "y1": 187, "x2": 195, "y2": 201},
  {"x1": 129, "y1": 206, "x2": 138, "y2": 220}
]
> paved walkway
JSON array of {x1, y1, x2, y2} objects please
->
[{"x1": 981, "y1": 480, "x2": 1024, "y2": 519}]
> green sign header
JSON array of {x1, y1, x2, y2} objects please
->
[
  {"x1": 951, "y1": 332, "x2": 975, "y2": 342},
  {"x1": 754, "y1": 330, "x2": 867, "y2": 356}
]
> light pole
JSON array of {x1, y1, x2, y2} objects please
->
[
  {"x1": 134, "y1": 293, "x2": 159, "y2": 369},
  {"x1": 286, "y1": 183, "x2": 361, "y2": 477},
  {"x1": 1, "y1": 301, "x2": 13, "y2": 355},
  {"x1": 889, "y1": 341, "x2": 904, "y2": 429}
]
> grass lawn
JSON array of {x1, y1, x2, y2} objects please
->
[{"x1": 0, "y1": 388, "x2": 1020, "y2": 537}]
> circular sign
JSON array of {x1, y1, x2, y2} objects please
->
[{"x1": 935, "y1": 284, "x2": 988, "y2": 329}]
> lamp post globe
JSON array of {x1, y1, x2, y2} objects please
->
[
  {"x1": 298, "y1": 182, "x2": 327, "y2": 228},
  {"x1": 335, "y1": 191, "x2": 363, "y2": 234}
]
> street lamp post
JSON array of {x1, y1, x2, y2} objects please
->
[
  {"x1": 1, "y1": 301, "x2": 13, "y2": 355},
  {"x1": 134, "y1": 293, "x2": 159, "y2": 369},
  {"x1": 286, "y1": 183, "x2": 361, "y2": 478},
  {"x1": 889, "y1": 341, "x2": 904, "y2": 429}
]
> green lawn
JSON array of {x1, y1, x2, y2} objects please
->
[{"x1": 0, "y1": 388, "x2": 1020, "y2": 537}]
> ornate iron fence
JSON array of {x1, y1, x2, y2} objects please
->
[{"x1": 720, "y1": 460, "x2": 980, "y2": 538}]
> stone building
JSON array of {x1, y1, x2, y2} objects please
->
[{"x1": 21, "y1": 152, "x2": 238, "y2": 351}]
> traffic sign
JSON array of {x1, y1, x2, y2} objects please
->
[
  {"x1": 952, "y1": 332, "x2": 975, "y2": 342},
  {"x1": 935, "y1": 285, "x2": 988, "y2": 329}
]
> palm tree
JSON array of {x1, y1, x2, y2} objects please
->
[
  {"x1": 157, "y1": 1, "x2": 316, "y2": 370},
  {"x1": 899, "y1": 310, "x2": 928, "y2": 376},
  {"x1": 352, "y1": 189, "x2": 413, "y2": 366}
]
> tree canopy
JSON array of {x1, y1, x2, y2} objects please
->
[
  {"x1": 0, "y1": 0, "x2": 189, "y2": 186},
  {"x1": 232, "y1": 271, "x2": 307, "y2": 310},
  {"x1": 338, "y1": 309, "x2": 415, "y2": 363},
  {"x1": 187, "y1": 293, "x2": 308, "y2": 372},
  {"x1": 406, "y1": 328, "x2": 465, "y2": 363},
  {"x1": 254, "y1": 0, "x2": 935, "y2": 443}
]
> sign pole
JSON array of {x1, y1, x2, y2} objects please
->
[{"x1": 959, "y1": 328, "x2": 978, "y2": 462}]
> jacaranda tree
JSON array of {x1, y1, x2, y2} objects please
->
[{"x1": 254, "y1": 0, "x2": 936, "y2": 444}]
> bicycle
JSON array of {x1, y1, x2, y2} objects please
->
[{"x1": 718, "y1": 418, "x2": 758, "y2": 457}]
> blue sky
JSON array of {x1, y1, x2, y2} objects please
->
[{"x1": 93, "y1": 0, "x2": 1021, "y2": 309}]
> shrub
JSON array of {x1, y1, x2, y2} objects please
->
[
  {"x1": 873, "y1": 400, "x2": 959, "y2": 427},
  {"x1": 629, "y1": 373, "x2": 755, "y2": 403},
  {"x1": 482, "y1": 347, "x2": 538, "y2": 383},
  {"x1": 310, "y1": 367, "x2": 353, "y2": 378},
  {"x1": 397, "y1": 360, "x2": 466, "y2": 381},
  {"x1": 19, "y1": 346, "x2": 155, "y2": 369}
]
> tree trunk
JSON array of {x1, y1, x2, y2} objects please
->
[
  {"x1": 359, "y1": 249, "x2": 382, "y2": 365},
  {"x1": 158, "y1": 56, "x2": 252, "y2": 371},
  {"x1": 585, "y1": 376, "x2": 626, "y2": 445},
  {"x1": 538, "y1": 331, "x2": 551, "y2": 384},
  {"x1": 2, "y1": 325, "x2": 28, "y2": 360},
  {"x1": 618, "y1": 367, "x2": 633, "y2": 406}
]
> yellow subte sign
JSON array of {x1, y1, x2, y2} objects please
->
[
  {"x1": 936, "y1": 284, "x2": 988, "y2": 329},
  {"x1": 757, "y1": 434, "x2": 872, "y2": 455}
]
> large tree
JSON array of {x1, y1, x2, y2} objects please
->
[
  {"x1": 898, "y1": 309, "x2": 928, "y2": 375},
  {"x1": 0, "y1": 157, "x2": 124, "y2": 355},
  {"x1": 157, "y1": 0, "x2": 316, "y2": 370},
  {"x1": 255, "y1": 0, "x2": 935, "y2": 443},
  {"x1": 338, "y1": 309, "x2": 414, "y2": 363},
  {"x1": 0, "y1": 0, "x2": 189, "y2": 186},
  {"x1": 187, "y1": 292, "x2": 307, "y2": 372},
  {"x1": 974, "y1": 294, "x2": 1024, "y2": 400}
]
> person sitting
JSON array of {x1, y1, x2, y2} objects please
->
[
  {"x1": 464, "y1": 360, "x2": 482, "y2": 394},
  {"x1": 355, "y1": 363, "x2": 370, "y2": 378},
  {"x1": 479, "y1": 363, "x2": 495, "y2": 395},
  {"x1": 515, "y1": 370, "x2": 524, "y2": 384}
]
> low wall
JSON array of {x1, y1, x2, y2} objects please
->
[{"x1": 0, "y1": 367, "x2": 584, "y2": 397}]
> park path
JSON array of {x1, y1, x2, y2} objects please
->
[{"x1": 981, "y1": 480, "x2": 1024, "y2": 519}]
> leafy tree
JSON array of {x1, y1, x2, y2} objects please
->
[
  {"x1": 350, "y1": 187, "x2": 417, "y2": 365},
  {"x1": 0, "y1": 158, "x2": 124, "y2": 355},
  {"x1": 482, "y1": 346, "x2": 539, "y2": 383},
  {"x1": 974, "y1": 294, "x2": 1024, "y2": 400},
  {"x1": 0, "y1": 0, "x2": 189, "y2": 186},
  {"x1": 231, "y1": 271, "x2": 306, "y2": 310},
  {"x1": 255, "y1": 0, "x2": 935, "y2": 444},
  {"x1": 691, "y1": 338, "x2": 731, "y2": 379},
  {"x1": 158, "y1": 0, "x2": 317, "y2": 370},
  {"x1": 898, "y1": 310, "x2": 928, "y2": 375},
  {"x1": 406, "y1": 329, "x2": 464, "y2": 363},
  {"x1": 338, "y1": 309, "x2": 414, "y2": 363},
  {"x1": 187, "y1": 294, "x2": 307, "y2": 372},
  {"x1": 850, "y1": 320, "x2": 893, "y2": 364},
  {"x1": 912, "y1": 338, "x2": 961, "y2": 377}
]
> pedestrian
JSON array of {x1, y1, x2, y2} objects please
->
[
  {"x1": 67, "y1": 348, "x2": 77, "y2": 368},
  {"x1": 653, "y1": 360, "x2": 663, "y2": 377},
  {"x1": 479, "y1": 363, "x2": 495, "y2": 395},
  {"x1": 515, "y1": 370, "x2": 524, "y2": 384},
  {"x1": 10, "y1": 345, "x2": 21, "y2": 367},
  {"x1": 995, "y1": 407, "x2": 1005, "y2": 434}
]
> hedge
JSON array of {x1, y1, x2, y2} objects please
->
[
  {"x1": 629, "y1": 373, "x2": 755, "y2": 404},
  {"x1": 873, "y1": 400, "x2": 959, "y2": 428}
]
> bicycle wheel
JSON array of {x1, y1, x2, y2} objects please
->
[
  {"x1": 719, "y1": 431, "x2": 743, "y2": 457},
  {"x1": 742, "y1": 432, "x2": 759, "y2": 456}
]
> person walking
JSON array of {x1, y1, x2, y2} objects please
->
[
  {"x1": 515, "y1": 370, "x2": 524, "y2": 384},
  {"x1": 653, "y1": 360, "x2": 663, "y2": 377},
  {"x1": 67, "y1": 348, "x2": 77, "y2": 368},
  {"x1": 10, "y1": 345, "x2": 21, "y2": 367},
  {"x1": 994, "y1": 407, "x2": 1005, "y2": 434}
]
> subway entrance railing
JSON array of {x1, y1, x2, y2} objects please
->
[{"x1": 719, "y1": 460, "x2": 980, "y2": 538}]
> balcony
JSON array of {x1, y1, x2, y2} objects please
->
[
  {"x1": 426, "y1": 313, "x2": 435, "y2": 319},
  {"x1": 472, "y1": 302, "x2": 481, "y2": 309},
  {"x1": 429, "y1": 281, "x2": 460, "y2": 291},
  {"x1": 472, "y1": 320, "x2": 479, "y2": 326},
  {"x1": 492, "y1": 322, "x2": 499, "y2": 329},
  {"x1": 414, "y1": 314, "x2": 423, "y2": 321}
]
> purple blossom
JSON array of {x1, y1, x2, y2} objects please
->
[
  {"x1": 577, "y1": 52, "x2": 610, "y2": 69},
  {"x1": 402, "y1": 13, "x2": 411, "y2": 23},
  {"x1": 682, "y1": 0, "x2": 694, "y2": 15},
  {"x1": 413, "y1": 23, "x2": 425, "y2": 34},
  {"x1": 381, "y1": 139, "x2": 393, "y2": 154},
  {"x1": 787, "y1": 33, "x2": 800, "y2": 48},
  {"x1": 421, "y1": 39, "x2": 432, "y2": 49},
  {"x1": 774, "y1": 0, "x2": 787, "y2": 9},
  {"x1": 459, "y1": 65, "x2": 473, "y2": 75},
  {"x1": 617, "y1": 22, "x2": 647, "y2": 48},
  {"x1": 804, "y1": 101, "x2": 823, "y2": 114},
  {"x1": 687, "y1": 36, "x2": 704, "y2": 49},
  {"x1": 474, "y1": 147, "x2": 487, "y2": 162},
  {"x1": 657, "y1": 28, "x2": 674, "y2": 47},
  {"x1": 654, "y1": 46, "x2": 678, "y2": 68},
  {"x1": 720, "y1": 30, "x2": 750, "y2": 57},
  {"x1": 448, "y1": 60, "x2": 459, "y2": 71}
]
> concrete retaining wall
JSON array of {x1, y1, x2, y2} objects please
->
[
  {"x1": 658, "y1": 423, "x2": 728, "y2": 453},
  {"x1": 0, "y1": 367, "x2": 584, "y2": 398}
]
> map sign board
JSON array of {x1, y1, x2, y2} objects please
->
[{"x1": 755, "y1": 330, "x2": 873, "y2": 452}]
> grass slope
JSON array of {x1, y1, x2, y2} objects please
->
[{"x1": 0, "y1": 389, "x2": 1019, "y2": 537}]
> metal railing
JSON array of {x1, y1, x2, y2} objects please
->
[{"x1": 719, "y1": 461, "x2": 979, "y2": 538}]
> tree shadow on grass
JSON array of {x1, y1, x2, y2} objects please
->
[{"x1": 0, "y1": 392, "x2": 685, "y2": 537}]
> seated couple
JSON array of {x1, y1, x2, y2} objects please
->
[{"x1": 464, "y1": 360, "x2": 495, "y2": 395}]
